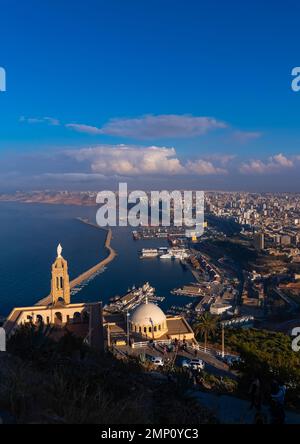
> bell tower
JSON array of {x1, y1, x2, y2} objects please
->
[{"x1": 51, "y1": 244, "x2": 71, "y2": 305}]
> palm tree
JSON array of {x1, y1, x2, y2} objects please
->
[{"x1": 193, "y1": 313, "x2": 218, "y2": 353}]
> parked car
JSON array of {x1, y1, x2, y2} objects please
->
[
  {"x1": 227, "y1": 355, "x2": 241, "y2": 366},
  {"x1": 219, "y1": 354, "x2": 241, "y2": 366},
  {"x1": 181, "y1": 358, "x2": 205, "y2": 371},
  {"x1": 150, "y1": 356, "x2": 164, "y2": 367}
]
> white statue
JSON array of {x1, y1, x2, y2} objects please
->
[{"x1": 57, "y1": 243, "x2": 63, "y2": 258}]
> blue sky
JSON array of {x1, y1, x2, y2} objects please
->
[{"x1": 1, "y1": 0, "x2": 300, "y2": 191}]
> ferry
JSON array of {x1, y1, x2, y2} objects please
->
[
  {"x1": 173, "y1": 252, "x2": 189, "y2": 259},
  {"x1": 171, "y1": 248, "x2": 189, "y2": 259},
  {"x1": 159, "y1": 248, "x2": 190, "y2": 260},
  {"x1": 140, "y1": 248, "x2": 158, "y2": 258},
  {"x1": 160, "y1": 253, "x2": 173, "y2": 259},
  {"x1": 158, "y1": 247, "x2": 168, "y2": 253}
]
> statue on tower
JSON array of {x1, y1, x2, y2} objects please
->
[
  {"x1": 51, "y1": 244, "x2": 70, "y2": 305},
  {"x1": 57, "y1": 243, "x2": 63, "y2": 258}
]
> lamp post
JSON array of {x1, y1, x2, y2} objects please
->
[
  {"x1": 149, "y1": 318, "x2": 154, "y2": 342},
  {"x1": 126, "y1": 311, "x2": 130, "y2": 346},
  {"x1": 107, "y1": 324, "x2": 111, "y2": 348},
  {"x1": 221, "y1": 323, "x2": 225, "y2": 359}
]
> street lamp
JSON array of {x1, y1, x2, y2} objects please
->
[
  {"x1": 221, "y1": 323, "x2": 225, "y2": 358},
  {"x1": 149, "y1": 317, "x2": 154, "y2": 342},
  {"x1": 126, "y1": 311, "x2": 130, "y2": 346}
]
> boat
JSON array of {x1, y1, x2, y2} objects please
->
[
  {"x1": 170, "y1": 248, "x2": 189, "y2": 259},
  {"x1": 160, "y1": 253, "x2": 173, "y2": 259},
  {"x1": 173, "y1": 253, "x2": 189, "y2": 259},
  {"x1": 140, "y1": 248, "x2": 158, "y2": 258},
  {"x1": 158, "y1": 247, "x2": 168, "y2": 253},
  {"x1": 180, "y1": 258, "x2": 188, "y2": 269}
]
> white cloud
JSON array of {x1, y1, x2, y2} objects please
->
[
  {"x1": 186, "y1": 159, "x2": 227, "y2": 175},
  {"x1": 66, "y1": 144, "x2": 226, "y2": 177},
  {"x1": 65, "y1": 123, "x2": 103, "y2": 134},
  {"x1": 232, "y1": 130, "x2": 262, "y2": 143},
  {"x1": 66, "y1": 114, "x2": 227, "y2": 139},
  {"x1": 42, "y1": 173, "x2": 107, "y2": 182},
  {"x1": 239, "y1": 153, "x2": 294, "y2": 174},
  {"x1": 68, "y1": 145, "x2": 185, "y2": 176},
  {"x1": 272, "y1": 153, "x2": 293, "y2": 167},
  {"x1": 20, "y1": 116, "x2": 60, "y2": 126},
  {"x1": 203, "y1": 154, "x2": 236, "y2": 166}
]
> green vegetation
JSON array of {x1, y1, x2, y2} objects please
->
[
  {"x1": 0, "y1": 324, "x2": 216, "y2": 424},
  {"x1": 201, "y1": 372, "x2": 238, "y2": 394},
  {"x1": 193, "y1": 313, "x2": 218, "y2": 351},
  {"x1": 220, "y1": 328, "x2": 300, "y2": 408}
]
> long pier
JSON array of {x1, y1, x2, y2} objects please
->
[
  {"x1": 70, "y1": 226, "x2": 116, "y2": 288},
  {"x1": 36, "y1": 221, "x2": 117, "y2": 306}
]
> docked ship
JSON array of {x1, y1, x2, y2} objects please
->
[
  {"x1": 160, "y1": 252, "x2": 173, "y2": 259},
  {"x1": 159, "y1": 248, "x2": 190, "y2": 260},
  {"x1": 140, "y1": 248, "x2": 158, "y2": 258},
  {"x1": 172, "y1": 249, "x2": 189, "y2": 259},
  {"x1": 105, "y1": 282, "x2": 158, "y2": 312},
  {"x1": 158, "y1": 247, "x2": 168, "y2": 254}
]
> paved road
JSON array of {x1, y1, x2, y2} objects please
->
[
  {"x1": 272, "y1": 318, "x2": 300, "y2": 334},
  {"x1": 121, "y1": 343, "x2": 234, "y2": 379},
  {"x1": 274, "y1": 288, "x2": 299, "y2": 311},
  {"x1": 191, "y1": 390, "x2": 300, "y2": 424}
]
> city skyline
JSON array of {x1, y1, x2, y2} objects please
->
[{"x1": 1, "y1": 0, "x2": 300, "y2": 191}]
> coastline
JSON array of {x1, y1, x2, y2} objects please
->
[
  {"x1": 0, "y1": 194, "x2": 98, "y2": 207},
  {"x1": 36, "y1": 222, "x2": 117, "y2": 306},
  {"x1": 0, "y1": 202, "x2": 196, "y2": 314}
]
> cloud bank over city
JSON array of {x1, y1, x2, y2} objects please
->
[
  {"x1": 9, "y1": 113, "x2": 299, "y2": 189},
  {"x1": 65, "y1": 145, "x2": 227, "y2": 177},
  {"x1": 239, "y1": 153, "x2": 294, "y2": 175},
  {"x1": 1, "y1": 140, "x2": 300, "y2": 191}
]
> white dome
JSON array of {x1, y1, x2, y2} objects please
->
[{"x1": 130, "y1": 302, "x2": 166, "y2": 327}]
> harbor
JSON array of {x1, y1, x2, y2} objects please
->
[
  {"x1": 132, "y1": 226, "x2": 187, "y2": 240},
  {"x1": 0, "y1": 203, "x2": 238, "y2": 322},
  {"x1": 140, "y1": 247, "x2": 190, "y2": 260},
  {"x1": 104, "y1": 282, "x2": 165, "y2": 313}
]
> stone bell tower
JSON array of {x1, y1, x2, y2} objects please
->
[{"x1": 51, "y1": 244, "x2": 71, "y2": 305}]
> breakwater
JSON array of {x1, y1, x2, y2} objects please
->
[{"x1": 36, "y1": 221, "x2": 116, "y2": 306}]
